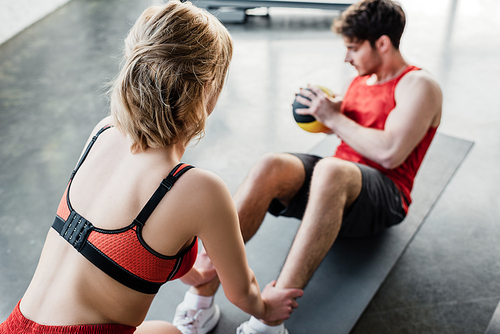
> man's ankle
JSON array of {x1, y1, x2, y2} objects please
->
[
  {"x1": 261, "y1": 319, "x2": 284, "y2": 326},
  {"x1": 183, "y1": 291, "x2": 214, "y2": 310},
  {"x1": 189, "y1": 276, "x2": 220, "y2": 297},
  {"x1": 248, "y1": 317, "x2": 285, "y2": 333}
]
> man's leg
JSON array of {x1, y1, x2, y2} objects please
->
[
  {"x1": 235, "y1": 153, "x2": 307, "y2": 242},
  {"x1": 276, "y1": 157, "x2": 362, "y2": 290},
  {"x1": 239, "y1": 157, "x2": 362, "y2": 332}
]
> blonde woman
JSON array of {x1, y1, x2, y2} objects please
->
[{"x1": 0, "y1": 1, "x2": 302, "y2": 334}]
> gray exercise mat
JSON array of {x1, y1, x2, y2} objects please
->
[
  {"x1": 148, "y1": 132, "x2": 472, "y2": 333},
  {"x1": 485, "y1": 300, "x2": 500, "y2": 334},
  {"x1": 288, "y1": 133, "x2": 473, "y2": 334}
]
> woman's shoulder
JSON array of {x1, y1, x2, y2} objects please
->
[
  {"x1": 93, "y1": 116, "x2": 115, "y2": 133},
  {"x1": 174, "y1": 167, "x2": 233, "y2": 213},
  {"x1": 175, "y1": 167, "x2": 230, "y2": 200},
  {"x1": 159, "y1": 166, "x2": 236, "y2": 235},
  {"x1": 81, "y1": 116, "x2": 115, "y2": 144}
]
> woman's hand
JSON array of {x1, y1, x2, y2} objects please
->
[
  {"x1": 260, "y1": 281, "x2": 304, "y2": 323},
  {"x1": 180, "y1": 248, "x2": 217, "y2": 287}
]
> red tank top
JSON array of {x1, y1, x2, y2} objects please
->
[
  {"x1": 334, "y1": 65, "x2": 437, "y2": 212},
  {"x1": 52, "y1": 126, "x2": 198, "y2": 294}
]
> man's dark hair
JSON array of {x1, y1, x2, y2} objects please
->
[{"x1": 333, "y1": 0, "x2": 406, "y2": 49}]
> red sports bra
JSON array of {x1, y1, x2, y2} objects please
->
[{"x1": 51, "y1": 125, "x2": 198, "y2": 294}]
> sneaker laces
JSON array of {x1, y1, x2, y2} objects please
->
[
  {"x1": 236, "y1": 326, "x2": 246, "y2": 334},
  {"x1": 236, "y1": 321, "x2": 287, "y2": 334},
  {"x1": 236, "y1": 322, "x2": 258, "y2": 334},
  {"x1": 236, "y1": 327, "x2": 250, "y2": 334},
  {"x1": 175, "y1": 309, "x2": 204, "y2": 334}
]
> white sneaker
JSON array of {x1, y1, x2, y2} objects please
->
[
  {"x1": 236, "y1": 321, "x2": 289, "y2": 334},
  {"x1": 173, "y1": 301, "x2": 220, "y2": 334}
]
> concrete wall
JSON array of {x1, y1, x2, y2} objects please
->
[{"x1": 0, "y1": 0, "x2": 71, "y2": 45}]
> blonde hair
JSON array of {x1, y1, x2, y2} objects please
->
[{"x1": 110, "y1": 0, "x2": 233, "y2": 151}]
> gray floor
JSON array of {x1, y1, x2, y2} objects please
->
[{"x1": 0, "y1": 0, "x2": 499, "y2": 333}]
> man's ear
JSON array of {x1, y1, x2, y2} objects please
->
[{"x1": 376, "y1": 35, "x2": 392, "y2": 53}]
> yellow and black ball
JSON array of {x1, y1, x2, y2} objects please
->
[{"x1": 292, "y1": 86, "x2": 333, "y2": 133}]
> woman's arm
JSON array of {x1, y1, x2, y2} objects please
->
[{"x1": 182, "y1": 170, "x2": 303, "y2": 322}]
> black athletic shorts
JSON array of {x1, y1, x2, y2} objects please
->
[{"x1": 267, "y1": 153, "x2": 407, "y2": 238}]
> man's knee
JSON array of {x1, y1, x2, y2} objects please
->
[
  {"x1": 310, "y1": 158, "x2": 362, "y2": 202},
  {"x1": 249, "y1": 153, "x2": 302, "y2": 182},
  {"x1": 312, "y1": 158, "x2": 354, "y2": 181},
  {"x1": 244, "y1": 153, "x2": 305, "y2": 201}
]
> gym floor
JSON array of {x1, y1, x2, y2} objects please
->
[{"x1": 0, "y1": 0, "x2": 499, "y2": 333}]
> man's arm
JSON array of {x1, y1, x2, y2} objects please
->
[{"x1": 297, "y1": 71, "x2": 442, "y2": 169}]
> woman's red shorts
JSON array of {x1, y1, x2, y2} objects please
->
[{"x1": 0, "y1": 301, "x2": 136, "y2": 334}]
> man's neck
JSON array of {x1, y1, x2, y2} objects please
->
[{"x1": 372, "y1": 52, "x2": 408, "y2": 85}]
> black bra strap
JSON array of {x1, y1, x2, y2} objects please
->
[
  {"x1": 71, "y1": 125, "x2": 113, "y2": 180},
  {"x1": 134, "y1": 163, "x2": 195, "y2": 226}
]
